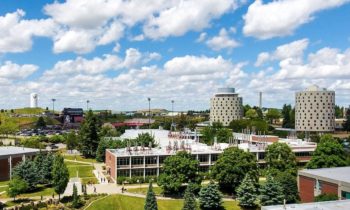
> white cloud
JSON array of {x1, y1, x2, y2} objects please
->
[
  {"x1": 255, "y1": 38, "x2": 309, "y2": 66},
  {"x1": 130, "y1": 34, "x2": 145, "y2": 41},
  {"x1": 143, "y1": 0, "x2": 238, "y2": 39},
  {"x1": 205, "y1": 28, "x2": 240, "y2": 51},
  {"x1": 98, "y1": 21, "x2": 124, "y2": 45},
  {"x1": 243, "y1": 0, "x2": 350, "y2": 39},
  {"x1": 196, "y1": 32, "x2": 207, "y2": 42},
  {"x1": 123, "y1": 48, "x2": 143, "y2": 68},
  {"x1": 0, "y1": 61, "x2": 38, "y2": 79},
  {"x1": 0, "y1": 9, "x2": 58, "y2": 53},
  {"x1": 113, "y1": 43, "x2": 121, "y2": 53},
  {"x1": 164, "y1": 55, "x2": 233, "y2": 76}
]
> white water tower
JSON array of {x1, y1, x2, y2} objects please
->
[{"x1": 30, "y1": 93, "x2": 38, "y2": 108}]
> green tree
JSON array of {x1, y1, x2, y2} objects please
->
[
  {"x1": 199, "y1": 181, "x2": 222, "y2": 210},
  {"x1": 236, "y1": 174, "x2": 259, "y2": 208},
  {"x1": 35, "y1": 116, "x2": 46, "y2": 129},
  {"x1": 7, "y1": 178, "x2": 28, "y2": 201},
  {"x1": 12, "y1": 160, "x2": 39, "y2": 191},
  {"x1": 144, "y1": 182, "x2": 158, "y2": 210},
  {"x1": 136, "y1": 133, "x2": 156, "y2": 147},
  {"x1": 79, "y1": 110, "x2": 101, "y2": 158},
  {"x1": 0, "y1": 118, "x2": 19, "y2": 137},
  {"x1": 100, "y1": 123, "x2": 120, "y2": 137},
  {"x1": 266, "y1": 109, "x2": 280, "y2": 124},
  {"x1": 71, "y1": 184, "x2": 81, "y2": 208},
  {"x1": 265, "y1": 142, "x2": 297, "y2": 176},
  {"x1": 282, "y1": 104, "x2": 294, "y2": 128},
  {"x1": 243, "y1": 105, "x2": 252, "y2": 117},
  {"x1": 216, "y1": 128, "x2": 232, "y2": 143},
  {"x1": 182, "y1": 183, "x2": 197, "y2": 210},
  {"x1": 260, "y1": 176, "x2": 285, "y2": 206},
  {"x1": 34, "y1": 152, "x2": 54, "y2": 184},
  {"x1": 52, "y1": 155, "x2": 69, "y2": 201},
  {"x1": 158, "y1": 151, "x2": 202, "y2": 195},
  {"x1": 65, "y1": 131, "x2": 78, "y2": 150},
  {"x1": 343, "y1": 109, "x2": 350, "y2": 132},
  {"x1": 245, "y1": 109, "x2": 258, "y2": 119},
  {"x1": 275, "y1": 171, "x2": 299, "y2": 203},
  {"x1": 201, "y1": 126, "x2": 216, "y2": 145},
  {"x1": 307, "y1": 134, "x2": 348, "y2": 169},
  {"x1": 211, "y1": 147, "x2": 258, "y2": 193},
  {"x1": 335, "y1": 105, "x2": 343, "y2": 119},
  {"x1": 229, "y1": 119, "x2": 250, "y2": 132}
]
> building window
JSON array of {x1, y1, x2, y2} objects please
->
[
  {"x1": 117, "y1": 157, "x2": 130, "y2": 167},
  {"x1": 131, "y1": 157, "x2": 144, "y2": 165},
  {"x1": 145, "y1": 156, "x2": 157, "y2": 165},
  {"x1": 117, "y1": 169, "x2": 130, "y2": 177},
  {"x1": 131, "y1": 169, "x2": 144, "y2": 177}
]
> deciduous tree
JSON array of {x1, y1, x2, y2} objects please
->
[
  {"x1": 7, "y1": 178, "x2": 28, "y2": 201},
  {"x1": 265, "y1": 142, "x2": 297, "y2": 176},
  {"x1": 52, "y1": 155, "x2": 69, "y2": 201}
]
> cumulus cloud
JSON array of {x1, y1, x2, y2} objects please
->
[
  {"x1": 205, "y1": 28, "x2": 240, "y2": 51},
  {"x1": 255, "y1": 38, "x2": 309, "y2": 66},
  {"x1": 0, "y1": 9, "x2": 58, "y2": 53},
  {"x1": 243, "y1": 0, "x2": 350, "y2": 39},
  {"x1": 0, "y1": 61, "x2": 38, "y2": 79},
  {"x1": 143, "y1": 0, "x2": 238, "y2": 39}
]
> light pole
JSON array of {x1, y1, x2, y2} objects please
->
[
  {"x1": 86, "y1": 100, "x2": 90, "y2": 110},
  {"x1": 51, "y1": 98, "x2": 56, "y2": 114},
  {"x1": 147, "y1": 98, "x2": 151, "y2": 129},
  {"x1": 171, "y1": 100, "x2": 174, "y2": 131}
]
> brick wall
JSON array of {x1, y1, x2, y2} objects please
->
[
  {"x1": 0, "y1": 158, "x2": 9, "y2": 181},
  {"x1": 321, "y1": 180, "x2": 338, "y2": 195},
  {"x1": 299, "y1": 175, "x2": 315, "y2": 202},
  {"x1": 105, "y1": 150, "x2": 116, "y2": 181}
]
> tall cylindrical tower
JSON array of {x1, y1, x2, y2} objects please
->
[
  {"x1": 210, "y1": 88, "x2": 243, "y2": 126},
  {"x1": 30, "y1": 93, "x2": 38, "y2": 108},
  {"x1": 295, "y1": 85, "x2": 335, "y2": 132}
]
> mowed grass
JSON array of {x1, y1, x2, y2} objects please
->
[
  {"x1": 0, "y1": 185, "x2": 56, "y2": 199},
  {"x1": 127, "y1": 186, "x2": 162, "y2": 196},
  {"x1": 86, "y1": 194, "x2": 241, "y2": 210},
  {"x1": 63, "y1": 155, "x2": 97, "y2": 163},
  {"x1": 67, "y1": 165, "x2": 95, "y2": 178}
]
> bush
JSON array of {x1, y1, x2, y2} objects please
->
[{"x1": 314, "y1": 193, "x2": 338, "y2": 202}]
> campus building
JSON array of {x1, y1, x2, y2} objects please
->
[
  {"x1": 295, "y1": 85, "x2": 335, "y2": 132},
  {"x1": 0, "y1": 147, "x2": 40, "y2": 181},
  {"x1": 105, "y1": 129, "x2": 316, "y2": 182},
  {"x1": 262, "y1": 200, "x2": 350, "y2": 210},
  {"x1": 298, "y1": 167, "x2": 350, "y2": 202},
  {"x1": 210, "y1": 88, "x2": 243, "y2": 126}
]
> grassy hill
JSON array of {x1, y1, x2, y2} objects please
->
[{"x1": 13, "y1": 107, "x2": 46, "y2": 114}]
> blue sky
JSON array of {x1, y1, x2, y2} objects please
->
[{"x1": 0, "y1": 0, "x2": 350, "y2": 111}]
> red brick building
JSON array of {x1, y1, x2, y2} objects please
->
[
  {"x1": 0, "y1": 147, "x2": 40, "y2": 181},
  {"x1": 298, "y1": 167, "x2": 350, "y2": 202}
]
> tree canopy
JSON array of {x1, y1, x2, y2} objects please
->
[
  {"x1": 52, "y1": 155, "x2": 69, "y2": 200},
  {"x1": 266, "y1": 109, "x2": 280, "y2": 124},
  {"x1": 79, "y1": 110, "x2": 101, "y2": 158},
  {"x1": 7, "y1": 178, "x2": 28, "y2": 200},
  {"x1": 199, "y1": 181, "x2": 223, "y2": 210},
  {"x1": 236, "y1": 174, "x2": 259, "y2": 208},
  {"x1": 157, "y1": 151, "x2": 202, "y2": 195},
  {"x1": 265, "y1": 142, "x2": 297, "y2": 176},
  {"x1": 211, "y1": 147, "x2": 258, "y2": 193},
  {"x1": 259, "y1": 176, "x2": 285, "y2": 206},
  {"x1": 307, "y1": 134, "x2": 348, "y2": 169},
  {"x1": 12, "y1": 160, "x2": 39, "y2": 191}
]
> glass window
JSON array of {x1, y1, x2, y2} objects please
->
[
  {"x1": 145, "y1": 156, "x2": 157, "y2": 165},
  {"x1": 131, "y1": 157, "x2": 144, "y2": 165},
  {"x1": 117, "y1": 169, "x2": 130, "y2": 177}
]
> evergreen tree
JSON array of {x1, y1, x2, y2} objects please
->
[
  {"x1": 52, "y1": 155, "x2": 69, "y2": 201},
  {"x1": 7, "y1": 177, "x2": 28, "y2": 200},
  {"x1": 72, "y1": 184, "x2": 80, "y2": 208},
  {"x1": 34, "y1": 153, "x2": 54, "y2": 184},
  {"x1": 12, "y1": 160, "x2": 39, "y2": 191},
  {"x1": 182, "y1": 183, "x2": 197, "y2": 210},
  {"x1": 144, "y1": 182, "x2": 158, "y2": 210},
  {"x1": 275, "y1": 172, "x2": 299, "y2": 203},
  {"x1": 79, "y1": 110, "x2": 101, "y2": 158},
  {"x1": 282, "y1": 104, "x2": 293, "y2": 128},
  {"x1": 65, "y1": 131, "x2": 78, "y2": 151},
  {"x1": 260, "y1": 176, "x2": 285, "y2": 206},
  {"x1": 307, "y1": 134, "x2": 348, "y2": 169},
  {"x1": 35, "y1": 116, "x2": 46, "y2": 129},
  {"x1": 236, "y1": 174, "x2": 259, "y2": 208},
  {"x1": 343, "y1": 109, "x2": 350, "y2": 132},
  {"x1": 199, "y1": 181, "x2": 223, "y2": 210}
]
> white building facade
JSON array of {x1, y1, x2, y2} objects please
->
[
  {"x1": 210, "y1": 88, "x2": 243, "y2": 126},
  {"x1": 295, "y1": 85, "x2": 335, "y2": 132}
]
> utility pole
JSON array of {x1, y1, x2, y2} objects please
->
[{"x1": 51, "y1": 98, "x2": 56, "y2": 114}]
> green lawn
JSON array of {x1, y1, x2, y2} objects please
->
[
  {"x1": 64, "y1": 160, "x2": 91, "y2": 166},
  {"x1": 0, "y1": 180, "x2": 10, "y2": 186},
  {"x1": 67, "y1": 165, "x2": 95, "y2": 178},
  {"x1": 127, "y1": 186, "x2": 162, "y2": 196},
  {"x1": 64, "y1": 155, "x2": 97, "y2": 163},
  {"x1": 0, "y1": 185, "x2": 56, "y2": 199},
  {"x1": 86, "y1": 194, "x2": 241, "y2": 210}
]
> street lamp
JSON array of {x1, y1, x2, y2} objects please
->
[
  {"x1": 148, "y1": 98, "x2": 151, "y2": 129},
  {"x1": 86, "y1": 100, "x2": 90, "y2": 110},
  {"x1": 171, "y1": 100, "x2": 174, "y2": 131},
  {"x1": 51, "y1": 98, "x2": 56, "y2": 114}
]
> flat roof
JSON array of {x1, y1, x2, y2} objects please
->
[
  {"x1": 299, "y1": 167, "x2": 350, "y2": 184},
  {"x1": 262, "y1": 199, "x2": 350, "y2": 210},
  {"x1": 0, "y1": 146, "x2": 40, "y2": 156}
]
